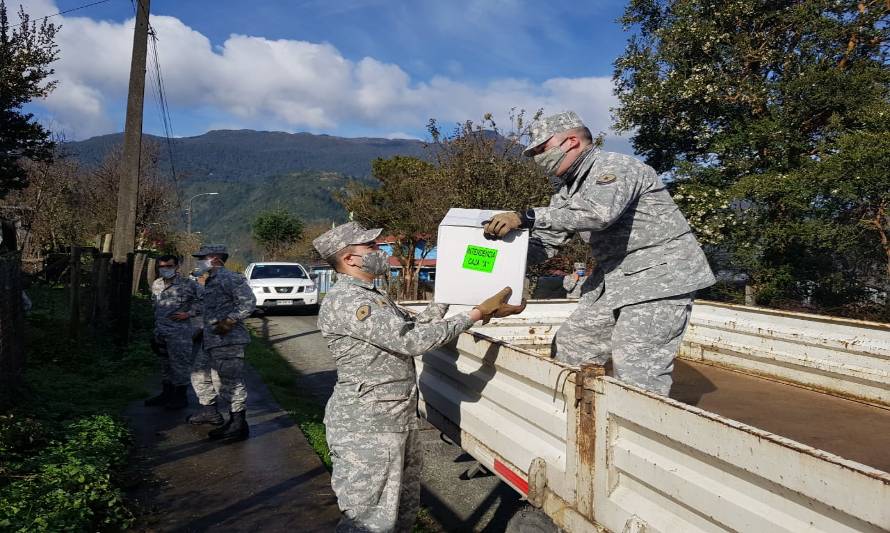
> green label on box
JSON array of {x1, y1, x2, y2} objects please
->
[{"x1": 462, "y1": 245, "x2": 498, "y2": 273}]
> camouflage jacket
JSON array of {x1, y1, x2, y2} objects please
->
[
  {"x1": 318, "y1": 274, "x2": 475, "y2": 433},
  {"x1": 529, "y1": 150, "x2": 715, "y2": 309},
  {"x1": 562, "y1": 274, "x2": 588, "y2": 299},
  {"x1": 201, "y1": 267, "x2": 256, "y2": 349},
  {"x1": 151, "y1": 275, "x2": 198, "y2": 335}
]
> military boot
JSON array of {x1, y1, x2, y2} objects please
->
[
  {"x1": 164, "y1": 385, "x2": 189, "y2": 410},
  {"x1": 144, "y1": 381, "x2": 173, "y2": 407},
  {"x1": 208, "y1": 410, "x2": 249, "y2": 441},
  {"x1": 186, "y1": 404, "x2": 224, "y2": 426}
]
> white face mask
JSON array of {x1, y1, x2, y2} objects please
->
[{"x1": 195, "y1": 259, "x2": 214, "y2": 275}]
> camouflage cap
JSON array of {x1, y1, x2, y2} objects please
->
[
  {"x1": 522, "y1": 111, "x2": 586, "y2": 156},
  {"x1": 192, "y1": 244, "x2": 228, "y2": 257},
  {"x1": 313, "y1": 222, "x2": 383, "y2": 260}
]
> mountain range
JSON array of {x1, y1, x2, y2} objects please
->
[{"x1": 63, "y1": 129, "x2": 434, "y2": 262}]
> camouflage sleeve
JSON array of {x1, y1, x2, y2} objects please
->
[
  {"x1": 533, "y1": 166, "x2": 648, "y2": 232},
  {"x1": 346, "y1": 303, "x2": 475, "y2": 358},
  {"x1": 183, "y1": 279, "x2": 198, "y2": 316},
  {"x1": 528, "y1": 190, "x2": 573, "y2": 265},
  {"x1": 190, "y1": 282, "x2": 204, "y2": 318},
  {"x1": 226, "y1": 274, "x2": 256, "y2": 321},
  {"x1": 563, "y1": 275, "x2": 577, "y2": 293},
  {"x1": 414, "y1": 303, "x2": 449, "y2": 323},
  {"x1": 528, "y1": 228, "x2": 572, "y2": 266}
]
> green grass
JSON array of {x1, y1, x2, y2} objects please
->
[
  {"x1": 0, "y1": 286, "x2": 157, "y2": 532},
  {"x1": 244, "y1": 334, "x2": 331, "y2": 468}
]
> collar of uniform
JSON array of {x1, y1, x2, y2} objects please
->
[
  {"x1": 164, "y1": 273, "x2": 186, "y2": 288},
  {"x1": 338, "y1": 273, "x2": 376, "y2": 290},
  {"x1": 566, "y1": 147, "x2": 599, "y2": 196}
]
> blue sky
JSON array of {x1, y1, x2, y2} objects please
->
[{"x1": 20, "y1": 0, "x2": 633, "y2": 151}]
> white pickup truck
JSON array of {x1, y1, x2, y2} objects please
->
[{"x1": 401, "y1": 300, "x2": 890, "y2": 533}]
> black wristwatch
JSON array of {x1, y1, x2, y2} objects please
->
[{"x1": 519, "y1": 208, "x2": 536, "y2": 229}]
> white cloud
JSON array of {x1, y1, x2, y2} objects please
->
[
  {"x1": 21, "y1": 1, "x2": 626, "y2": 148},
  {"x1": 383, "y1": 132, "x2": 422, "y2": 141}
]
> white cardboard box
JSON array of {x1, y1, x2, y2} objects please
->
[{"x1": 433, "y1": 208, "x2": 528, "y2": 306}]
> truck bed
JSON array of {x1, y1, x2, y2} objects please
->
[{"x1": 671, "y1": 359, "x2": 890, "y2": 473}]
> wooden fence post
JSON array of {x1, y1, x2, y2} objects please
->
[
  {"x1": 145, "y1": 256, "x2": 156, "y2": 289},
  {"x1": 95, "y1": 253, "x2": 111, "y2": 324},
  {"x1": 131, "y1": 252, "x2": 147, "y2": 295},
  {"x1": 69, "y1": 246, "x2": 81, "y2": 339}
]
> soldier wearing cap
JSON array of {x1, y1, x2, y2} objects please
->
[
  {"x1": 190, "y1": 244, "x2": 256, "y2": 441},
  {"x1": 483, "y1": 111, "x2": 715, "y2": 396},
  {"x1": 314, "y1": 222, "x2": 525, "y2": 532},
  {"x1": 145, "y1": 254, "x2": 199, "y2": 410}
]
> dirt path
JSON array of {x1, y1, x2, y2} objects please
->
[{"x1": 125, "y1": 367, "x2": 341, "y2": 532}]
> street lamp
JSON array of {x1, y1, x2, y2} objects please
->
[{"x1": 186, "y1": 192, "x2": 219, "y2": 234}]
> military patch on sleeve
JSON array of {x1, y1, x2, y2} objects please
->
[
  {"x1": 596, "y1": 173, "x2": 617, "y2": 184},
  {"x1": 355, "y1": 304, "x2": 371, "y2": 321}
]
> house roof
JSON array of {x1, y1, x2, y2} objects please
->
[{"x1": 388, "y1": 257, "x2": 436, "y2": 268}]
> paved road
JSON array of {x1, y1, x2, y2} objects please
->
[
  {"x1": 247, "y1": 310, "x2": 524, "y2": 532},
  {"x1": 126, "y1": 368, "x2": 341, "y2": 532}
]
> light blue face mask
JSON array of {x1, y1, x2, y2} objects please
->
[{"x1": 158, "y1": 267, "x2": 176, "y2": 279}]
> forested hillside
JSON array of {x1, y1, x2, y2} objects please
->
[
  {"x1": 179, "y1": 171, "x2": 369, "y2": 261},
  {"x1": 62, "y1": 130, "x2": 430, "y2": 262},
  {"x1": 64, "y1": 129, "x2": 428, "y2": 180}
]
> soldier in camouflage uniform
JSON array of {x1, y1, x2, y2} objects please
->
[
  {"x1": 562, "y1": 262, "x2": 589, "y2": 299},
  {"x1": 186, "y1": 271, "x2": 224, "y2": 426},
  {"x1": 314, "y1": 222, "x2": 524, "y2": 533},
  {"x1": 192, "y1": 244, "x2": 256, "y2": 441},
  {"x1": 146, "y1": 254, "x2": 198, "y2": 409},
  {"x1": 484, "y1": 111, "x2": 716, "y2": 395}
]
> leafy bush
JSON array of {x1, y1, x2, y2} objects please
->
[
  {"x1": 0, "y1": 415, "x2": 133, "y2": 532},
  {"x1": 0, "y1": 287, "x2": 157, "y2": 531}
]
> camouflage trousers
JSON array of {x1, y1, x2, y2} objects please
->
[
  {"x1": 327, "y1": 428, "x2": 423, "y2": 533},
  {"x1": 553, "y1": 292, "x2": 694, "y2": 395},
  {"x1": 190, "y1": 341, "x2": 220, "y2": 406},
  {"x1": 205, "y1": 345, "x2": 248, "y2": 413},
  {"x1": 155, "y1": 331, "x2": 194, "y2": 386}
]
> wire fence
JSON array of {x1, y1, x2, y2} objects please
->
[{"x1": 0, "y1": 251, "x2": 26, "y2": 398}]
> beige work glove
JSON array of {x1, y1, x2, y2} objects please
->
[
  {"x1": 482, "y1": 212, "x2": 522, "y2": 239},
  {"x1": 475, "y1": 287, "x2": 526, "y2": 324}
]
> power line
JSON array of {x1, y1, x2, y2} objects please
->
[
  {"x1": 148, "y1": 29, "x2": 178, "y2": 181},
  {"x1": 17, "y1": 0, "x2": 113, "y2": 27}
]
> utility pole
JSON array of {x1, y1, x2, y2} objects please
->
[{"x1": 110, "y1": 0, "x2": 151, "y2": 345}]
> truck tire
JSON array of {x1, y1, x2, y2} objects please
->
[{"x1": 506, "y1": 505, "x2": 562, "y2": 533}]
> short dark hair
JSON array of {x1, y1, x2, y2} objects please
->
[
  {"x1": 564, "y1": 126, "x2": 593, "y2": 144},
  {"x1": 157, "y1": 254, "x2": 179, "y2": 265},
  {"x1": 331, "y1": 245, "x2": 355, "y2": 273}
]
